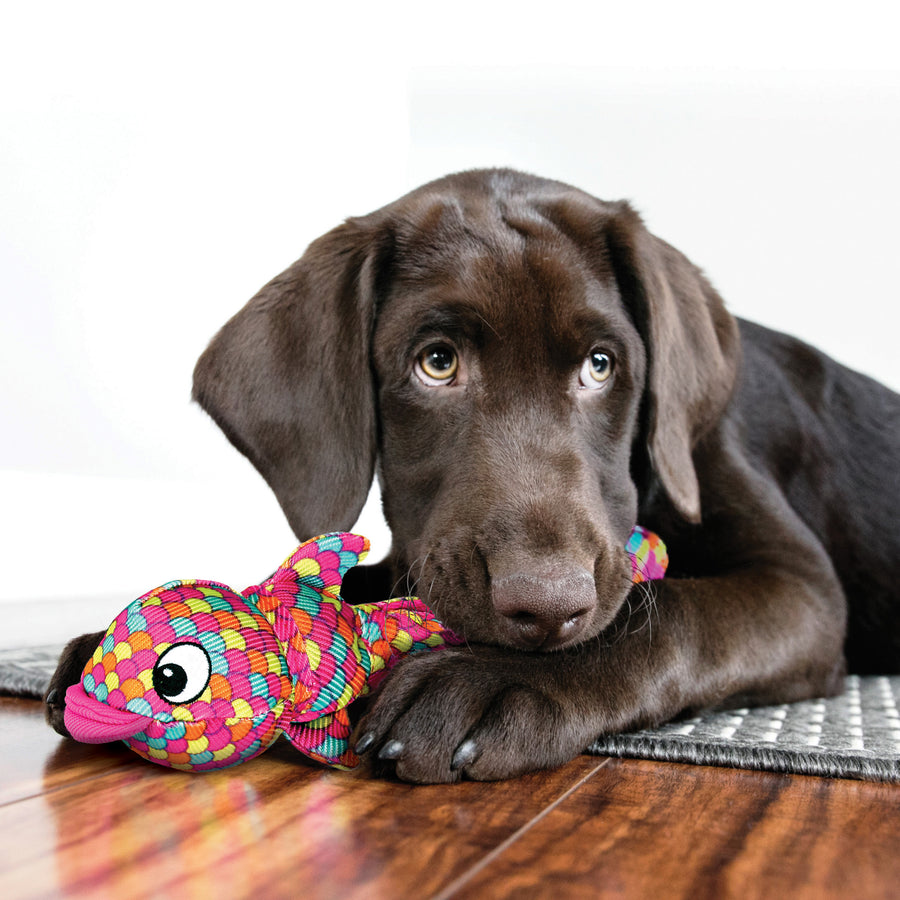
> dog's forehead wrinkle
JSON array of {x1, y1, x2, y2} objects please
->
[
  {"x1": 389, "y1": 194, "x2": 626, "y2": 347},
  {"x1": 395, "y1": 188, "x2": 595, "y2": 281},
  {"x1": 392, "y1": 192, "x2": 516, "y2": 272}
]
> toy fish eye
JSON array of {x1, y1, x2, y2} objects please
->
[{"x1": 152, "y1": 642, "x2": 212, "y2": 704}]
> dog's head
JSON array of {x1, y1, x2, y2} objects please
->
[{"x1": 193, "y1": 169, "x2": 738, "y2": 650}]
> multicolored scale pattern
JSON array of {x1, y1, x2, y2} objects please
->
[
  {"x1": 249, "y1": 533, "x2": 460, "y2": 769},
  {"x1": 627, "y1": 525, "x2": 669, "y2": 583},
  {"x1": 72, "y1": 527, "x2": 668, "y2": 773},
  {"x1": 81, "y1": 581, "x2": 294, "y2": 771},
  {"x1": 75, "y1": 533, "x2": 461, "y2": 771}
]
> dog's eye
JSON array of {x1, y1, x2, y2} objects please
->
[
  {"x1": 152, "y1": 642, "x2": 211, "y2": 704},
  {"x1": 579, "y1": 350, "x2": 614, "y2": 388},
  {"x1": 415, "y1": 344, "x2": 459, "y2": 386}
]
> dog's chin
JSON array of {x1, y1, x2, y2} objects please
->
[
  {"x1": 436, "y1": 597, "x2": 625, "y2": 654},
  {"x1": 495, "y1": 627, "x2": 591, "y2": 653}
]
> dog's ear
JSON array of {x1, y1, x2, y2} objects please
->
[
  {"x1": 606, "y1": 204, "x2": 740, "y2": 523},
  {"x1": 193, "y1": 219, "x2": 388, "y2": 539}
]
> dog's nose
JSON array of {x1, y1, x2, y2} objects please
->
[{"x1": 491, "y1": 565, "x2": 595, "y2": 650}]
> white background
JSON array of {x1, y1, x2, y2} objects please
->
[{"x1": 2, "y1": 2, "x2": 899, "y2": 632}]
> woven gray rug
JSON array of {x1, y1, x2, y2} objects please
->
[
  {"x1": 0, "y1": 645, "x2": 63, "y2": 698},
  {"x1": 3, "y1": 645, "x2": 898, "y2": 781},
  {"x1": 589, "y1": 674, "x2": 900, "y2": 782}
]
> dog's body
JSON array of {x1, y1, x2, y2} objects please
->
[{"x1": 47, "y1": 169, "x2": 900, "y2": 782}]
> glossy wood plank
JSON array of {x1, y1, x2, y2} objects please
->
[
  {"x1": 0, "y1": 698, "x2": 135, "y2": 806},
  {"x1": 4, "y1": 693, "x2": 900, "y2": 899},
  {"x1": 0, "y1": 696, "x2": 607, "y2": 899},
  {"x1": 448, "y1": 758, "x2": 900, "y2": 900}
]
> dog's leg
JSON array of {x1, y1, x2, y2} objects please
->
[
  {"x1": 352, "y1": 559, "x2": 847, "y2": 784},
  {"x1": 354, "y1": 450, "x2": 849, "y2": 783}
]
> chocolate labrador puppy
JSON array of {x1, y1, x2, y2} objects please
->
[{"x1": 46, "y1": 169, "x2": 900, "y2": 783}]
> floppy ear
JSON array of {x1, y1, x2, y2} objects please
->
[
  {"x1": 192, "y1": 220, "x2": 386, "y2": 540},
  {"x1": 606, "y1": 204, "x2": 740, "y2": 523}
]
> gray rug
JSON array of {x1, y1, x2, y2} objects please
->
[
  {"x1": 0, "y1": 645, "x2": 63, "y2": 698},
  {"x1": 3, "y1": 645, "x2": 898, "y2": 782},
  {"x1": 589, "y1": 674, "x2": 900, "y2": 782}
]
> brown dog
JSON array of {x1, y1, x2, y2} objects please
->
[{"x1": 47, "y1": 169, "x2": 900, "y2": 783}]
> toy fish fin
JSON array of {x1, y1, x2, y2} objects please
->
[
  {"x1": 245, "y1": 535, "x2": 373, "y2": 723},
  {"x1": 273, "y1": 532, "x2": 370, "y2": 601},
  {"x1": 248, "y1": 531, "x2": 369, "y2": 645},
  {"x1": 282, "y1": 708, "x2": 359, "y2": 769},
  {"x1": 280, "y1": 598, "x2": 370, "y2": 717}
]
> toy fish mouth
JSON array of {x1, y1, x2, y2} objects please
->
[{"x1": 64, "y1": 684, "x2": 154, "y2": 743}]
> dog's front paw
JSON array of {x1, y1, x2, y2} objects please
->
[
  {"x1": 353, "y1": 647, "x2": 587, "y2": 784},
  {"x1": 44, "y1": 631, "x2": 105, "y2": 737}
]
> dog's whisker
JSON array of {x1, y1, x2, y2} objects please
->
[
  {"x1": 416, "y1": 552, "x2": 431, "y2": 594},
  {"x1": 386, "y1": 554, "x2": 431, "y2": 600},
  {"x1": 624, "y1": 581, "x2": 660, "y2": 645},
  {"x1": 388, "y1": 572, "x2": 409, "y2": 599}
]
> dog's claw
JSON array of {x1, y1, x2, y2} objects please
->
[
  {"x1": 377, "y1": 739, "x2": 405, "y2": 760},
  {"x1": 354, "y1": 732, "x2": 376, "y2": 755},
  {"x1": 451, "y1": 738, "x2": 480, "y2": 771}
]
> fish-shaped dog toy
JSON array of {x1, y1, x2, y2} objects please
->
[{"x1": 63, "y1": 528, "x2": 667, "y2": 772}]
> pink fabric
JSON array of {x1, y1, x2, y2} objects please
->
[{"x1": 64, "y1": 683, "x2": 152, "y2": 743}]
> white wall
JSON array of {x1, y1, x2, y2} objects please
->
[
  {"x1": 409, "y1": 67, "x2": 900, "y2": 387},
  {"x1": 2, "y1": 2, "x2": 899, "y2": 608}
]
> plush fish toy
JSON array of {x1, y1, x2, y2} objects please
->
[{"x1": 63, "y1": 528, "x2": 667, "y2": 773}]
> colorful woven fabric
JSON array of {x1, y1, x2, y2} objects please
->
[
  {"x1": 627, "y1": 525, "x2": 668, "y2": 583},
  {"x1": 64, "y1": 533, "x2": 461, "y2": 771},
  {"x1": 64, "y1": 527, "x2": 668, "y2": 773}
]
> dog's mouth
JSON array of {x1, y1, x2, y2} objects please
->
[
  {"x1": 497, "y1": 610, "x2": 596, "y2": 651},
  {"x1": 409, "y1": 558, "x2": 615, "y2": 654},
  {"x1": 410, "y1": 526, "x2": 664, "y2": 653}
]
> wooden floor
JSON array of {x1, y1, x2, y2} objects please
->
[{"x1": 1, "y1": 696, "x2": 899, "y2": 899}]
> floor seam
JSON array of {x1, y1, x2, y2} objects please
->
[{"x1": 430, "y1": 757, "x2": 613, "y2": 900}]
